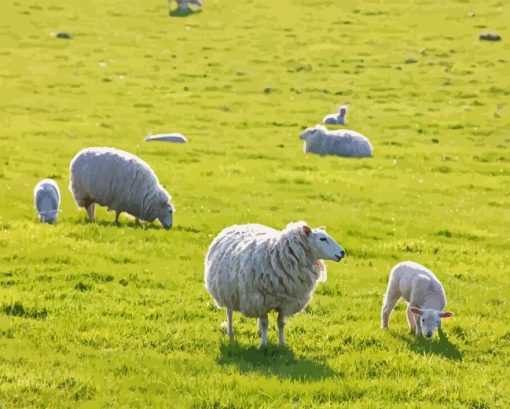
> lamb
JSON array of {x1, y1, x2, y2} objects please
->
[
  {"x1": 204, "y1": 221, "x2": 345, "y2": 347},
  {"x1": 381, "y1": 261, "x2": 454, "y2": 339},
  {"x1": 69, "y1": 147, "x2": 174, "y2": 229},
  {"x1": 323, "y1": 105, "x2": 348, "y2": 125},
  {"x1": 299, "y1": 125, "x2": 373, "y2": 158},
  {"x1": 33, "y1": 179, "x2": 61, "y2": 224},
  {"x1": 174, "y1": 0, "x2": 203, "y2": 12}
]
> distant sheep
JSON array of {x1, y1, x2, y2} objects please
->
[
  {"x1": 175, "y1": 0, "x2": 203, "y2": 11},
  {"x1": 69, "y1": 147, "x2": 174, "y2": 229},
  {"x1": 323, "y1": 105, "x2": 348, "y2": 125},
  {"x1": 381, "y1": 261, "x2": 454, "y2": 339},
  {"x1": 204, "y1": 221, "x2": 345, "y2": 347},
  {"x1": 34, "y1": 179, "x2": 60, "y2": 224},
  {"x1": 144, "y1": 133, "x2": 188, "y2": 144},
  {"x1": 300, "y1": 125, "x2": 373, "y2": 158}
]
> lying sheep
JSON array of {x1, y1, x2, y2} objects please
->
[
  {"x1": 175, "y1": 0, "x2": 203, "y2": 12},
  {"x1": 323, "y1": 105, "x2": 348, "y2": 125},
  {"x1": 204, "y1": 221, "x2": 345, "y2": 347},
  {"x1": 34, "y1": 179, "x2": 60, "y2": 224},
  {"x1": 381, "y1": 261, "x2": 454, "y2": 339},
  {"x1": 69, "y1": 147, "x2": 174, "y2": 229},
  {"x1": 144, "y1": 133, "x2": 188, "y2": 144},
  {"x1": 299, "y1": 125, "x2": 373, "y2": 158}
]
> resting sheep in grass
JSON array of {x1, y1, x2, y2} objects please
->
[
  {"x1": 381, "y1": 261, "x2": 454, "y2": 339},
  {"x1": 69, "y1": 147, "x2": 174, "y2": 229},
  {"x1": 300, "y1": 125, "x2": 373, "y2": 158},
  {"x1": 174, "y1": 0, "x2": 203, "y2": 12},
  {"x1": 204, "y1": 221, "x2": 345, "y2": 347},
  {"x1": 323, "y1": 105, "x2": 348, "y2": 126},
  {"x1": 34, "y1": 179, "x2": 60, "y2": 224}
]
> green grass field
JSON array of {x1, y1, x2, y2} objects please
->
[{"x1": 1, "y1": 0, "x2": 509, "y2": 407}]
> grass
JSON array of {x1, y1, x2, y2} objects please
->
[{"x1": 0, "y1": 0, "x2": 509, "y2": 407}]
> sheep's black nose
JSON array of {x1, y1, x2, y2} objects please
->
[
  {"x1": 426, "y1": 332, "x2": 432, "y2": 338},
  {"x1": 340, "y1": 250, "x2": 345, "y2": 258}
]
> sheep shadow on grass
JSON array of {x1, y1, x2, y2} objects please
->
[
  {"x1": 393, "y1": 330, "x2": 463, "y2": 361},
  {"x1": 217, "y1": 341, "x2": 336, "y2": 381},
  {"x1": 169, "y1": 8, "x2": 202, "y2": 17}
]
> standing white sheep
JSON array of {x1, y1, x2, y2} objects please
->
[
  {"x1": 34, "y1": 179, "x2": 60, "y2": 224},
  {"x1": 381, "y1": 261, "x2": 454, "y2": 339},
  {"x1": 204, "y1": 221, "x2": 345, "y2": 347},
  {"x1": 299, "y1": 125, "x2": 373, "y2": 158},
  {"x1": 69, "y1": 147, "x2": 174, "y2": 229}
]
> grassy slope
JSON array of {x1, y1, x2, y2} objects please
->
[{"x1": 0, "y1": 0, "x2": 509, "y2": 407}]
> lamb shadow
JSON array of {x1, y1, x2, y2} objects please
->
[
  {"x1": 169, "y1": 8, "x2": 202, "y2": 17},
  {"x1": 217, "y1": 341, "x2": 336, "y2": 381},
  {"x1": 86, "y1": 219, "x2": 164, "y2": 230},
  {"x1": 393, "y1": 330, "x2": 462, "y2": 361}
]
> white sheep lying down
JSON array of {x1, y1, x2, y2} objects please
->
[
  {"x1": 69, "y1": 147, "x2": 174, "y2": 229},
  {"x1": 204, "y1": 221, "x2": 345, "y2": 347},
  {"x1": 34, "y1": 179, "x2": 60, "y2": 224},
  {"x1": 300, "y1": 125, "x2": 373, "y2": 158},
  {"x1": 381, "y1": 261, "x2": 454, "y2": 339}
]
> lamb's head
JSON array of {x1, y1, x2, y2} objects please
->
[
  {"x1": 39, "y1": 210, "x2": 59, "y2": 224},
  {"x1": 299, "y1": 125, "x2": 327, "y2": 141},
  {"x1": 302, "y1": 224, "x2": 345, "y2": 262},
  {"x1": 411, "y1": 308, "x2": 454, "y2": 339}
]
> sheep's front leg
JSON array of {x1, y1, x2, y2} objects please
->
[
  {"x1": 406, "y1": 305, "x2": 416, "y2": 331},
  {"x1": 277, "y1": 311, "x2": 286, "y2": 346},
  {"x1": 259, "y1": 314, "x2": 268, "y2": 348},
  {"x1": 115, "y1": 211, "x2": 121, "y2": 224},
  {"x1": 414, "y1": 314, "x2": 422, "y2": 337},
  {"x1": 226, "y1": 308, "x2": 234, "y2": 341},
  {"x1": 86, "y1": 203, "x2": 96, "y2": 221}
]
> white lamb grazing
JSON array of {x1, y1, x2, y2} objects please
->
[
  {"x1": 381, "y1": 261, "x2": 454, "y2": 339},
  {"x1": 204, "y1": 221, "x2": 345, "y2": 347},
  {"x1": 299, "y1": 125, "x2": 373, "y2": 158},
  {"x1": 34, "y1": 179, "x2": 60, "y2": 224},
  {"x1": 323, "y1": 105, "x2": 348, "y2": 125},
  {"x1": 69, "y1": 147, "x2": 174, "y2": 229}
]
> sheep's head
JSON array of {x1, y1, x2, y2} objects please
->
[
  {"x1": 411, "y1": 308, "x2": 454, "y2": 339},
  {"x1": 157, "y1": 200, "x2": 174, "y2": 229},
  {"x1": 39, "y1": 210, "x2": 59, "y2": 224},
  {"x1": 302, "y1": 224, "x2": 345, "y2": 262},
  {"x1": 299, "y1": 125, "x2": 326, "y2": 140}
]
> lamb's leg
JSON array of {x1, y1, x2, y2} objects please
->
[
  {"x1": 259, "y1": 314, "x2": 269, "y2": 348},
  {"x1": 277, "y1": 311, "x2": 286, "y2": 346},
  {"x1": 414, "y1": 314, "x2": 422, "y2": 337},
  {"x1": 381, "y1": 284, "x2": 400, "y2": 329},
  {"x1": 406, "y1": 305, "x2": 416, "y2": 331},
  {"x1": 226, "y1": 308, "x2": 234, "y2": 341},
  {"x1": 86, "y1": 203, "x2": 96, "y2": 221},
  {"x1": 115, "y1": 211, "x2": 121, "y2": 224}
]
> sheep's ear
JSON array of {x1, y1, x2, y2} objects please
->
[
  {"x1": 302, "y1": 225, "x2": 312, "y2": 236},
  {"x1": 410, "y1": 307, "x2": 423, "y2": 316},
  {"x1": 318, "y1": 225, "x2": 326, "y2": 231},
  {"x1": 440, "y1": 311, "x2": 454, "y2": 318}
]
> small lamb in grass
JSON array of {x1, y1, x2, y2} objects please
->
[
  {"x1": 34, "y1": 179, "x2": 61, "y2": 224},
  {"x1": 381, "y1": 261, "x2": 454, "y2": 339},
  {"x1": 323, "y1": 105, "x2": 348, "y2": 125}
]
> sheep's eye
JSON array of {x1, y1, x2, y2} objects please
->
[
  {"x1": 319, "y1": 238, "x2": 328, "y2": 242},
  {"x1": 422, "y1": 319, "x2": 425, "y2": 323}
]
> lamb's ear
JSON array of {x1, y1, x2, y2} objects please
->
[
  {"x1": 440, "y1": 311, "x2": 454, "y2": 318},
  {"x1": 410, "y1": 307, "x2": 423, "y2": 316},
  {"x1": 318, "y1": 225, "x2": 326, "y2": 231},
  {"x1": 302, "y1": 225, "x2": 312, "y2": 236}
]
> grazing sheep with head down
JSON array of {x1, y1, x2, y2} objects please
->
[
  {"x1": 300, "y1": 125, "x2": 373, "y2": 158},
  {"x1": 381, "y1": 261, "x2": 454, "y2": 339},
  {"x1": 323, "y1": 105, "x2": 348, "y2": 125},
  {"x1": 204, "y1": 221, "x2": 345, "y2": 347},
  {"x1": 34, "y1": 179, "x2": 60, "y2": 224},
  {"x1": 69, "y1": 147, "x2": 174, "y2": 229}
]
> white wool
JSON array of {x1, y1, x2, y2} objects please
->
[
  {"x1": 205, "y1": 221, "x2": 328, "y2": 318},
  {"x1": 34, "y1": 179, "x2": 60, "y2": 223},
  {"x1": 323, "y1": 105, "x2": 347, "y2": 125},
  {"x1": 69, "y1": 147, "x2": 173, "y2": 226},
  {"x1": 300, "y1": 124, "x2": 373, "y2": 158},
  {"x1": 144, "y1": 133, "x2": 187, "y2": 144},
  {"x1": 381, "y1": 261, "x2": 450, "y2": 337}
]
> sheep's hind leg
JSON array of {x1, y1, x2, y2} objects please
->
[
  {"x1": 86, "y1": 203, "x2": 96, "y2": 221},
  {"x1": 277, "y1": 311, "x2": 286, "y2": 347},
  {"x1": 259, "y1": 314, "x2": 269, "y2": 348},
  {"x1": 381, "y1": 290, "x2": 400, "y2": 329},
  {"x1": 226, "y1": 308, "x2": 234, "y2": 341},
  {"x1": 114, "y1": 211, "x2": 121, "y2": 224}
]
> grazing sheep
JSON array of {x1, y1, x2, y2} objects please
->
[
  {"x1": 175, "y1": 0, "x2": 203, "y2": 12},
  {"x1": 69, "y1": 147, "x2": 174, "y2": 229},
  {"x1": 381, "y1": 261, "x2": 454, "y2": 339},
  {"x1": 144, "y1": 133, "x2": 188, "y2": 143},
  {"x1": 204, "y1": 221, "x2": 345, "y2": 347},
  {"x1": 323, "y1": 105, "x2": 348, "y2": 125},
  {"x1": 34, "y1": 179, "x2": 60, "y2": 224},
  {"x1": 299, "y1": 125, "x2": 373, "y2": 158}
]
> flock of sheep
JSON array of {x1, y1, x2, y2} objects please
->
[{"x1": 30, "y1": 5, "x2": 454, "y2": 350}]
